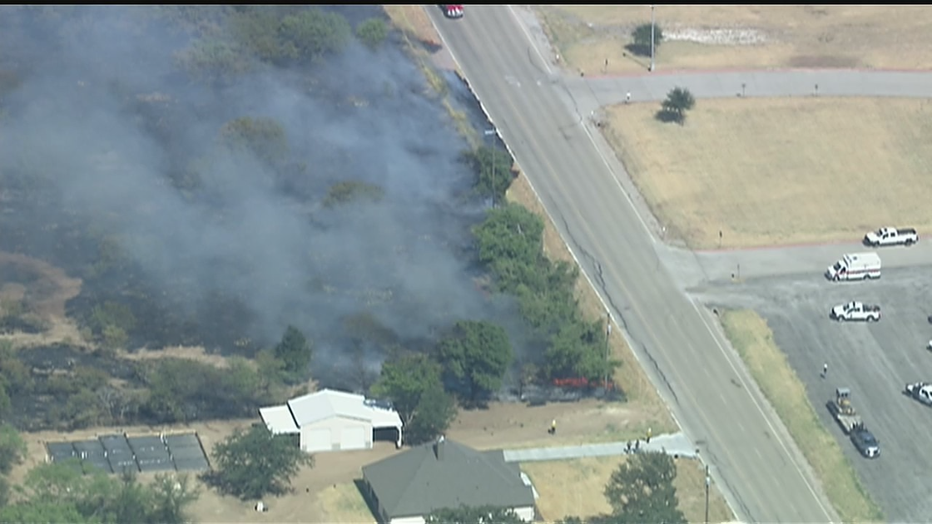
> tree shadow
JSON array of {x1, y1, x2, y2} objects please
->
[
  {"x1": 654, "y1": 109, "x2": 683, "y2": 125},
  {"x1": 624, "y1": 43, "x2": 651, "y2": 58}
]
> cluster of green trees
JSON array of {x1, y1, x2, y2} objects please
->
[
  {"x1": 0, "y1": 461, "x2": 198, "y2": 523},
  {"x1": 463, "y1": 145, "x2": 515, "y2": 204},
  {"x1": 370, "y1": 319, "x2": 514, "y2": 444},
  {"x1": 175, "y1": 7, "x2": 389, "y2": 82},
  {"x1": 472, "y1": 204, "x2": 619, "y2": 383},
  {"x1": 0, "y1": 424, "x2": 197, "y2": 524},
  {"x1": 139, "y1": 325, "x2": 311, "y2": 424}
]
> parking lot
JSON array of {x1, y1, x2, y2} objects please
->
[{"x1": 700, "y1": 266, "x2": 932, "y2": 522}]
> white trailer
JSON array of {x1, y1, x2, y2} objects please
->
[{"x1": 825, "y1": 252, "x2": 881, "y2": 281}]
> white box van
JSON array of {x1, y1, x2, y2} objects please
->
[{"x1": 825, "y1": 252, "x2": 881, "y2": 281}]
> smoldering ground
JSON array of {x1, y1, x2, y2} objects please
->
[{"x1": 0, "y1": 6, "x2": 534, "y2": 388}]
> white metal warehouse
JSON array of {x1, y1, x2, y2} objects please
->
[{"x1": 259, "y1": 389, "x2": 403, "y2": 453}]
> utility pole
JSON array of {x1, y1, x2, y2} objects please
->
[
  {"x1": 483, "y1": 129, "x2": 497, "y2": 208},
  {"x1": 649, "y1": 5, "x2": 656, "y2": 72},
  {"x1": 704, "y1": 465, "x2": 710, "y2": 524},
  {"x1": 604, "y1": 310, "x2": 612, "y2": 389}
]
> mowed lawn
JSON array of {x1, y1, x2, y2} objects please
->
[
  {"x1": 538, "y1": 5, "x2": 932, "y2": 74},
  {"x1": 603, "y1": 97, "x2": 932, "y2": 249},
  {"x1": 522, "y1": 456, "x2": 732, "y2": 523}
]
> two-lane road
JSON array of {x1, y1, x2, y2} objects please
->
[{"x1": 428, "y1": 6, "x2": 836, "y2": 522}]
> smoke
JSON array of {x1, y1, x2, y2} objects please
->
[{"x1": 0, "y1": 6, "x2": 532, "y2": 378}]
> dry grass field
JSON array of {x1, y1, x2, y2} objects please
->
[
  {"x1": 537, "y1": 5, "x2": 932, "y2": 75},
  {"x1": 523, "y1": 456, "x2": 732, "y2": 523},
  {"x1": 602, "y1": 97, "x2": 932, "y2": 249},
  {"x1": 720, "y1": 310, "x2": 882, "y2": 523}
]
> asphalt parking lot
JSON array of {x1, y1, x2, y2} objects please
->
[{"x1": 699, "y1": 265, "x2": 932, "y2": 522}]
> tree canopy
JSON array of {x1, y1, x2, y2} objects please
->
[
  {"x1": 603, "y1": 452, "x2": 686, "y2": 524},
  {"x1": 356, "y1": 18, "x2": 388, "y2": 49},
  {"x1": 323, "y1": 180, "x2": 386, "y2": 208},
  {"x1": 219, "y1": 116, "x2": 290, "y2": 167},
  {"x1": 273, "y1": 325, "x2": 313, "y2": 384},
  {"x1": 371, "y1": 352, "x2": 457, "y2": 444},
  {"x1": 436, "y1": 320, "x2": 513, "y2": 403},
  {"x1": 0, "y1": 461, "x2": 198, "y2": 524},
  {"x1": 206, "y1": 424, "x2": 313, "y2": 500},
  {"x1": 629, "y1": 23, "x2": 663, "y2": 57},
  {"x1": 462, "y1": 145, "x2": 515, "y2": 204},
  {"x1": 657, "y1": 87, "x2": 696, "y2": 125}
]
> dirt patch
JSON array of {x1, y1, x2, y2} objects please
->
[
  {"x1": 120, "y1": 345, "x2": 242, "y2": 370},
  {"x1": 446, "y1": 398, "x2": 652, "y2": 451},
  {"x1": 383, "y1": 5, "x2": 456, "y2": 72},
  {"x1": 720, "y1": 310, "x2": 881, "y2": 522},
  {"x1": 537, "y1": 5, "x2": 932, "y2": 74},
  {"x1": 523, "y1": 456, "x2": 732, "y2": 523},
  {"x1": 602, "y1": 97, "x2": 932, "y2": 249},
  {"x1": 506, "y1": 175, "x2": 674, "y2": 431},
  {"x1": 0, "y1": 251, "x2": 86, "y2": 348}
]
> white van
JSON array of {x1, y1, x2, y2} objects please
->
[{"x1": 825, "y1": 252, "x2": 881, "y2": 281}]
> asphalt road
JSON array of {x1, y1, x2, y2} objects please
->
[
  {"x1": 699, "y1": 267, "x2": 932, "y2": 522},
  {"x1": 427, "y1": 5, "x2": 836, "y2": 523}
]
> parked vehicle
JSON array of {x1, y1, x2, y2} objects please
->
[
  {"x1": 864, "y1": 227, "x2": 918, "y2": 247},
  {"x1": 830, "y1": 301, "x2": 881, "y2": 322},
  {"x1": 827, "y1": 387, "x2": 862, "y2": 434},
  {"x1": 904, "y1": 382, "x2": 932, "y2": 406},
  {"x1": 850, "y1": 424, "x2": 880, "y2": 458},
  {"x1": 441, "y1": 4, "x2": 464, "y2": 18},
  {"x1": 825, "y1": 252, "x2": 881, "y2": 281}
]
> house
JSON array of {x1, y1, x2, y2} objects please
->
[
  {"x1": 258, "y1": 389, "x2": 402, "y2": 453},
  {"x1": 361, "y1": 436, "x2": 536, "y2": 524}
]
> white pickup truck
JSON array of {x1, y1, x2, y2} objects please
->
[
  {"x1": 830, "y1": 301, "x2": 881, "y2": 322},
  {"x1": 864, "y1": 227, "x2": 919, "y2": 247},
  {"x1": 905, "y1": 382, "x2": 932, "y2": 406}
]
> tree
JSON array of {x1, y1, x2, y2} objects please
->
[
  {"x1": 322, "y1": 180, "x2": 385, "y2": 208},
  {"x1": 371, "y1": 352, "x2": 457, "y2": 444},
  {"x1": 436, "y1": 320, "x2": 513, "y2": 403},
  {"x1": 545, "y1": 320, "x2": 619, "y2": 382},
  {"x1": 219, "y1": 116, "x2": 289, "y2": 167},
  {"x1": 603, "y1": 452, "x2": 686, "y2": 524},
  {"x1": 462, "y1": 145, "x2": 515, "y2": 203},
  {"x1": 472, "y1": 204, "x2": 546, "y2": 292},
  {"x1": 279, "y1": 8, "x2": 352, "y2": 62},
  {"x1": 273, "y1": 325, "x2": 313, "y2": 384},
  {"x1": 426, "y1": 505, "x2": 525, "y2": 524},
  {"x1": 0, "y1": 424, "x2": 25, "y2": 474},
  {"x1": 148, "y1": 473, "x2": 200, "y2": 524},
  {"x1": 206, "y1": 424, "x2": 313, "y2": 500},
  {"x1": 175, "y1": 37, "x2": 251, "y2": 83},
  {"x1": 657, "y1": 87, "x2": 695, "y2": 125},
  {"x1": 356, "y1": 18, "x2": 388, "y2": 49},
  {"x1": 629, "y1": 22, "x2": 663, "y2": 57}
]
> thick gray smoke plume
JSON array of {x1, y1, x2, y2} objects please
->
[{"x1": 0, "y1": 6, "x2": 528, "y2": 376}]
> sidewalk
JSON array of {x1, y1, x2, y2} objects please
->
[{"x1": 502, "y1": 432, "x2": 697, "y2": 463}]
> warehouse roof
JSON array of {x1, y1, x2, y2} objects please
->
[
  {"x1": 362, "y1": 437, "x2": 535, "y2": 519},
  {"x1": 260, "y1": 389, "x2": 402, "y2": 434}
]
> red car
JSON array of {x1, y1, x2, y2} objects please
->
[{"x1": 441, "y1": 5, "x2": 464, "y2": 19}]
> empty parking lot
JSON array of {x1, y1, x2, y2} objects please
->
[{"x1": 699, "y1": 265, "x2": 932, "y2": 521}]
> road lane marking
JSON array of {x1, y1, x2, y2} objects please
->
[
  {"x1": 689, "y1": 298, "x2": 836, "y2": 522},
  {"x1": 427, "y1": 7, "x2": 827, "y2": 521},
  {"x1": 490, "y1": 81, "x2": 767, "y2": 520},
  {"x1": 506, "y1": 5, "x2": 553, "y2": 76}
]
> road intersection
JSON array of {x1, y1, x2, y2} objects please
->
[{"x1": 426, "y1": 5, "x2": 931, "y2": 522}]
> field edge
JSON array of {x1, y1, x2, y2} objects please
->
[{"x1": 719, "y1": 309, "x2": 883, "y2": 523}]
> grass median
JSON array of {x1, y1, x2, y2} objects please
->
[{"x1": 720, "y1": 309, "x2": 882, "y2": 523}]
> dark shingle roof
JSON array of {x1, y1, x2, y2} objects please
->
[{"x1": 362, "y1": 438, "x2": 535, "y2": 518}]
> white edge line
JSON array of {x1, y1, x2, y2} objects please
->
[
  {"x1": 505, "y1": 5, "x2": 553, "y2": 76},
  {"x1": 689, "y1": 299, "x2": 838, "y2": 523},
  {"x1": 426, "y1": 5, "x2": 753, "y2": 522}
]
